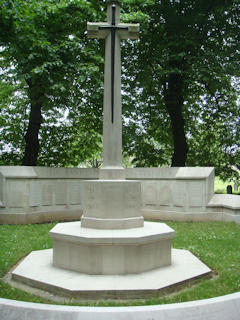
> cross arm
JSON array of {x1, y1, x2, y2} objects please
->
[
  {"x1": 87, "y1": 22, "x2": 109, "y2": 39},
  {"x1": 118, "y1": 23, "x2": 140, "y2": 40},
  {"x1": 87, "y1": 22, "x2": 140, "y2": 40}
]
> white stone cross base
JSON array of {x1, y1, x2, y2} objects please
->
[
  {"x1": 50, "y1": 221, "x2": 175, "y2": 275},
  {"x1": 10, "y1": 247, "x2": 211, "y2": 300},
  {"x1": 81, "y1": 180, "x2": 144, "y2": 229}
]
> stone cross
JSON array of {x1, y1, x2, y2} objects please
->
[{"x1": 87, "y1": 0, "x2": 139, "y2": 169}]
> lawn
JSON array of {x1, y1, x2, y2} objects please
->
[
  {"x1": 0, "y1": 221, "x2": 240, "y2": 306},
  {"x1": 215, "y1": 176, "x2": 239, "y2": 194}
]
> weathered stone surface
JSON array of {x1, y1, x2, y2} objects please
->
[
  {"x1": 11, "y1": 247, "x2": 211, "y2": 299},
  {"x1": 1, "y1": 292, "x2": 240, "y2": 320},
  {"x1": 0, "y1": 166, "x2": 240, "y2": 224},
  {"x1": 7, "y1": 180, "x2": 28, "y2": 208},
  {"x1": 81, "y1": 180, "x2": 143, "y2": 229},
  {"x1": 207, "y1": 194, "x2": 240, "y2": 210},
  {"x1": 50, "y1": 221, "x2": 175, "y2": 275}
]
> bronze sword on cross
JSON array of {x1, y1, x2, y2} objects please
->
[
  {"x1": 87, "y1": 0, "x2": 139, "y2": 168},
  {"x1": 98, "y1": 4, "x2": 128, "y2": 123}
]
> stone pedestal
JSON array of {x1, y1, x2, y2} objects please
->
[
  {"x1": 50, "y1": 221, "x2": 174, "y2": 275},
  {"x1": 50, "y1": 178, "x2": 175, "y2": 275},
  {"x1": 81, "y1": 180, "x2": 144, "y2": 229}
]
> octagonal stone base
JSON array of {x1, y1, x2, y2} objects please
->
[
  {"x1": 10, "y1": 248, "x2": 211, "y2": 300},
  {"x1": 49, "y1": 221, "x2": 175, "y2": 275}
]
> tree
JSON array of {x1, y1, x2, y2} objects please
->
[
  {"x1": 0, "y1": 78, "x2": 28, "y2": 164},
  {"x1": 121, "y1": 0, "x2": 240, "y2": 169},
  {"x1": 0, "y1": 0, "x2": 239, "y2": 180},
  {"x1": 0, "y1": 0, "x2": 105, "y2": 166}
]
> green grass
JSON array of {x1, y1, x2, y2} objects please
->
[
  {"x1": 0, "y1": 223, "x2": 56, "y2": 305},
  {"x1": 214, "y1": 176, "x2": 239, "y2": 194},
  {"x1": 0, "y1": 221, "x2": 240, "y2": 306}
]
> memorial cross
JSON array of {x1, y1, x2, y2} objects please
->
[{"x1": 87, "y1": 0, "x2": 139, "y2": 168}]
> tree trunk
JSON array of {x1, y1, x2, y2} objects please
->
[
  {"x1": 164, "y1": 73, "x2": 188, "y2": 167},
  {"x1": 22, "y1": 79, "x2": 43, "y2": 166}
]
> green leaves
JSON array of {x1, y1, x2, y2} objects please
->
[
  {"x1": 0, "y1": 0, "x2": 239, "y2": 173},
  {"x1": 0, "y1": 0, "x2": 105, "y2": 166},
  {"x1": 121, "y1": 0, "x2": 240, "y2": 172}
]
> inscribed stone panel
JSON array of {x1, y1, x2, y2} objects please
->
[
  {"x1": 158, "y1": 181, "x2": 172, "y2": 206},
  {"x1": 172, "y1": 181, "x2": 186, "y2": 207},
  {"x1": 141, "y1": 182, "x2": 157, "y2": 206},
  {"x1": 188, "y1": 181, "x2": 204, "y2": 207},
  {"x1": 68, "y1": 181, "x2": 82, "y2": 205},
  {"x1": 0, "y1": 173, "x2": 4, "y2": 207},
  {"x1": 101, "y1": 183, "x2": 122, "y2": 213},
  {"x1": 55, "y1": 180, "x2": 67, "y2": 205},
  {"x1": 29, "y1": 180, "x2": 41, "y2": 207},
  {"x1": 7, "y1": 180, "x2": 28, "y2": 208},
  {"x1": 42, "y1": 181, "x2": 53, "y2": 206},
  {"x1": 124, "y1": 182, "x2": 141, "y2": 210},
  {"x1": 83, "y1": 182, "x2": 99, "y2": 213},
  {"x1": 207, "y1": 171, "x2": 215, "y2": 201}
]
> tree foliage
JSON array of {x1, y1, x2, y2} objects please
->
[
  {"x1": 0, "y1": 0, "x2": 239, "y2": 179},
  {"x1": 0, "y1": 0, "x2": 105, "y2": 166},
  {"x1": 120, "y1": 0, "x2": 240, "y2": 178}
]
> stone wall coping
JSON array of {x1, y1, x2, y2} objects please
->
[
  {"x1": 0, "y1": 292, "x2": 240, "y2": 320},
  {"x1": 126, "y1": 167, "x2": 215, "y2": 180},
  {"x1": 0, "y1": 166, "x2": 99, "y2": 179},
  {"x1": 0, "y1": 166, "x2": 214, "y2": 180},
  {"x1": 207, "y1": 194, "x2": 240, "y2": 210}
]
